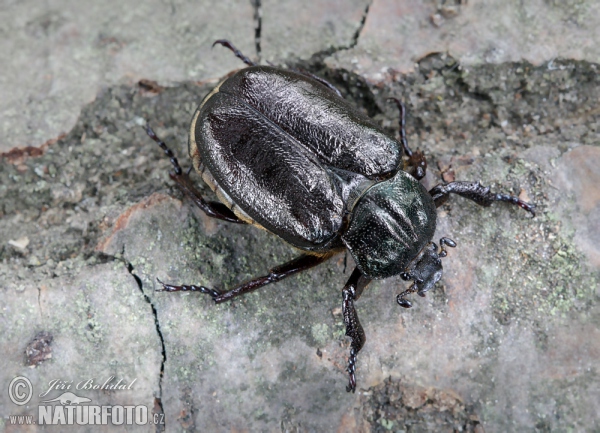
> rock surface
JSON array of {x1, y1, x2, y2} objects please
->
[{"x1": 1, "y1": 1, "x2": 599, "y2": 432}]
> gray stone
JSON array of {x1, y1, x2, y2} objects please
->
[
  {"x1": 325, "y1": 0, "x2": 600, "y2": 80},
  {"x1": 0, "y1": 0, "x2": 255, "y2": 152}
]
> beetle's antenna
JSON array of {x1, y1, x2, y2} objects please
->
[
  {"x1": 438, "y1": 237, "x2": 456, "y2": 257},
  {"x1": 144, "y1": 123, "x2": 183, "y2": 176},
  {"x1": 212, "y1": 39, "x2": 256, "y2": 67}
]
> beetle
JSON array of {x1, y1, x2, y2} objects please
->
[{"x1": 145, "y1": 39, "x2": 535, "y2": 393}]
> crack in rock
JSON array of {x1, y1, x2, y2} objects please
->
[
  {"x1": 303, "y1": 0, "x2": 372, "y2": 65},
  {"x1": 350, "y1": 1, "x2": 371, "y2": 50},
  {"x1": 123, "y1": 257, "x2": 167, "y2": 433},
  {"x1": 251, "y1": 0, "x2": 262, "y2": 61},
  {"x1": 93, "y1": 251, "x2": 167, "y2": 432}
]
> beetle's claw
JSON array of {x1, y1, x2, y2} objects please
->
[
  {"x1": 144, "y1": 122, "x2": 155, "y2": 137},
  {"x1": 212, "y1": 39, "x2": 229, "y2": 49},
  {"x1": 155, "y1": 278, "x2": 168, "y2": 292},
  {"x1": 346, "y1": 381, "x2": 356, "y2": 393},
  {"x1": 346, "y1": 348, "x2": 358, "y2": 393},
  {"x1": 347, "y1": 353, "x2": 356, "y2": 392},
  {"x1": 520, "y1": 201, "x2": 536, "y2": 217},
  {"x1": 397, "y1": 295, "x2": 412, "y2": 308}
]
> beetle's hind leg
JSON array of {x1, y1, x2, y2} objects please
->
[
  {"x1": 213, "y1": 39, "x2": 256, "y2": 66},
  {"x1": 157, "y1": 253, "x2": 331, "y2": 302},
  {"x1": 428, "y1": 181, "x2": 536, "y2": 216},
  {"x1": 388, "y1": 98, "x2": 427, "y2": 180},
  {"x1": 145, "y1": 124, "x2": 245, "y2": 224},
  {"x1": 342, "y1": 267, "x2": 372, "y2": 393}
]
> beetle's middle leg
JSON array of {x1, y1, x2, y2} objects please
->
[
  {"x1": 342, "y1": 267, "x2": 372, "y2": 393},
  {"x1": 429, "y1": 181, "x2": 536, "y2": 216},
  {"x1": 157, "y1": 252, "x2": 332, "y2": 302},
  {"x1": 388, "y1": 98, "x2": 427, "y2": 180},
  {"x1": 145, "y1": 124, "x2": 245, "y2": 224}
]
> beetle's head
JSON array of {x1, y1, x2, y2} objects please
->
[
  {"x1": 396, "y1": 237, "x2": 456, "y2": 308},
  {"x1": 341, "y1": 170, "x2": 437, "y2": 279}
]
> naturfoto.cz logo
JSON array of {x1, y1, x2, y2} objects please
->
[{"x1": 7, "y1": 375, "x2": 164, "y2": 427}]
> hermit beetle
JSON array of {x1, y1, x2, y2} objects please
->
[{"x1": 146, "y1": 40, "x2": 535, "y2": 393}]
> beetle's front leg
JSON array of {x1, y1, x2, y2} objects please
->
[
  {"x1": 429, "y1": 181, "x2": 536, "y2": 216},
  {"x1": 342, "y1": 267, "x2": 371, "y2": 392}
]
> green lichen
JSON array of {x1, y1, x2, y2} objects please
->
[{"x1": 310, "y1": 323, "x2": 330, "y2": 347}]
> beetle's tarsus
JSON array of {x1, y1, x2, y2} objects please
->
[
  {"x1": 342, "y1": 268, "x2": 370, "y2": 393},
  {"x1": 346, "y1": 347, "x2": 358, "y2": 393},
  {"x1": 212, "y1": 39, "x2": 256, "y2": 67},
  {"x1": 429, "y1": 181, "x2": 536, "y2": 217},
  {"x1": 494, "y1": 192, "x2": 537, "y2": 217},
  {"x1": 156, "y1": 278, "x2": 221, "y2": 298}
]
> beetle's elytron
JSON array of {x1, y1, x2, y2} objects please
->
[{"x1": 146, "y1": 40, "x2": 535, "y2": 392}]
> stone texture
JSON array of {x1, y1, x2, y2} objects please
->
[
  {"x1": 260, "y1": 0, "x2": 370, "y2": 62},
  {"x1": 0, "y1": 0, "x2": 254, "y2": 153},
  {"x1": 325, "y1": 0, "x2": 600, "y2": 81},
  {"x1": 4, "y1": 0, "x2": 600, "y2": 153},
  {"x1": 552, "y1": 145, "x2": 600, "y2": 267},
  {"x1": 0, "y1": 262, "x2": 161, "y2": 432}
]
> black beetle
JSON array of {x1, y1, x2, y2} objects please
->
[{"x1": 146, "y1": 40, "x2": 535, "y2": 393}]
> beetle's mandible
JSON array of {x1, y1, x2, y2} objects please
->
[{"x1": 146, "y1": 39, "x2": 535, "y2": 393}]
